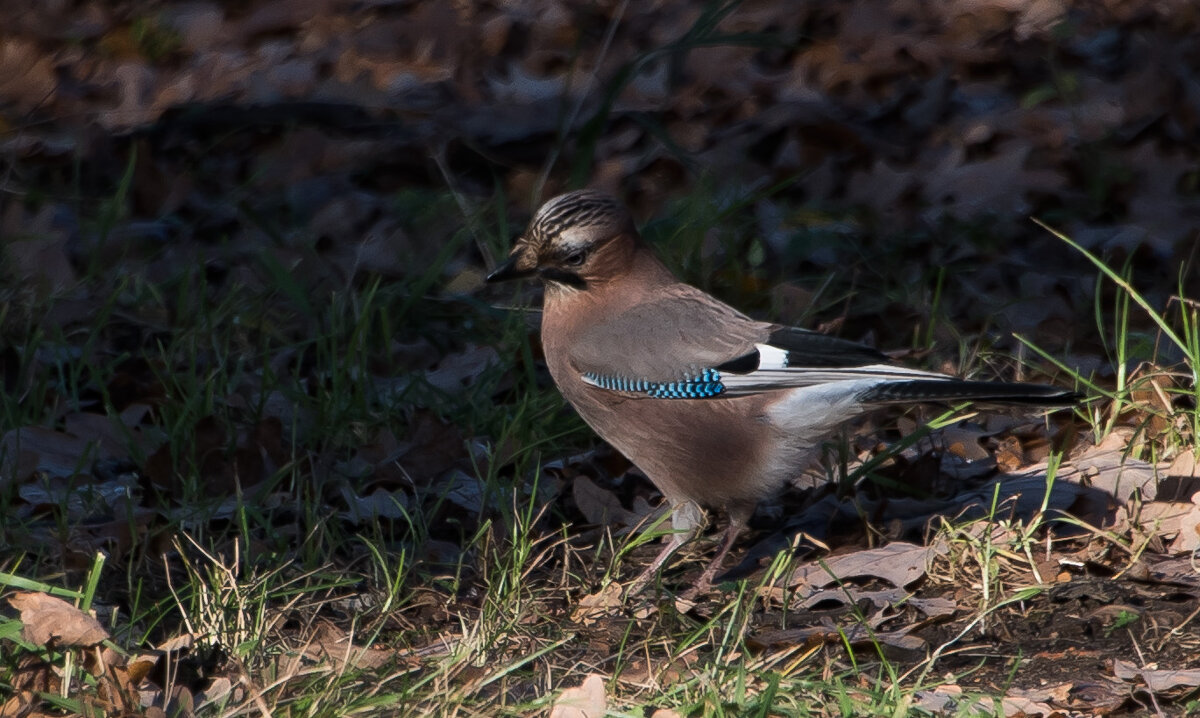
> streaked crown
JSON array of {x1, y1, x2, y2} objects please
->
[
  {"x1": 487, "y1": 190, "x2": 640, "y2": 289},
  {"x1": 525, "y1": 190, "x2": 631, "y2": 253}
]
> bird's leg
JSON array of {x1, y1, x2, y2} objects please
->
[
  {"x1": 624, "y1": 501, "x2": 705, "y2": 596},
  {"x1": 679, "y1": 514, "x2": 747, "y2": 600}
]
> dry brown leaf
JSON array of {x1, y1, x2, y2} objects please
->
[
  {"x1": 846, "y1": 159, "x2": 913, "y2": 216},
  {"x1": 146, "y1": 415, "x2": 283, "y2": 496},
  {"x1": 0, "y1": 39, "x2": 59, "y2": 112},
  {"x1": 1143, "y1": 555, "x2": 1200, "y2": 589},
  {"x1": 922, "y1": 140, "x2": 1064, "y2": 219},
  {"x1": 939, "y1": 424, "x2": 992, "y2": 462},
  {"x1": 61, "y1": 412, "x2": 148, "y2": 458},
  {"x1": 158, "y1": 3, "x2": 225, "y2": 51},
  {"x1": 302, "y1": 636, "x2": 394, "y2": 671},
  {"x1": 1070, "y1": 442, "x2": 1158, "y2": 503},
  {"x1": 0, "y1": 691, "x2": 37, "y2": 717},
  {"x1": 791, "y1": 587, "x2": 956, "y2": 617},
  {"x1": 1124, "y1": 142, "x2": 1198, "y2": 252},
  {"x1": 943, "y1": 0, "x2": 1066, "y2": 40},
  {"x1": 1169, "y1": 495, "x2": 1200, "y2": 554},
  {"x1": 339, "y1": 486, "x2": 410, "y2": 524},
  {"x1": 911, "y1": 685, "x2": 961, "y2": 714},
  {"x1": 795, "y1": 587, "x2": 906, "y2": 610},
  {"x1": 1, "y1": 206, "x2": 77, "y2": 294},
  {"x1": 322, "y1": 213, "x2": 411, "y2": 281},
  {"x1": 394, "y1": 411, "x2": 468, "y2": 484},
  {"x1": 550, "y1": 674, "x2": 607, "y2": 718},
  {"x1": 1160, "y1": 451, "x2": 1200, "y2": 502},
  {"x1": 296, "y1": 620, "x2": 397, "y2": 672},
  {"x1": 21, "y1": 508, "x2": 157, "y2": 564},
  {"x1": 164, "y1": 684, "x2": 195, "y2": 717},
  {"x1": 1112, "y1": 659, "x2": 1200, "y2": 694},
  {"x1": 995, "y1": 694, "x2": 1060, "y2": 717},
  {"x1": 195, "y1": 677, "x2": 233, "y2": 712},
  {"x1": 436, "y1": 469, "x2": 486, "y2": 515},
  {"x1": 573, "y1": 475, "x2": 645, "y2": 528},
  {"x1": 425, "y1": 345, "x2": 499, "y2": 394},
  {"x1": 0, "y1": 426, "x2": 108, "y2": 488},
  {"x1": 156, "y1": 632, "x2": 197, "y2": 653},
  {"x1": 1166, "y1": 451, "x2": 1199, "y2": 479},
  {"x1": 571, "y1": 583, "x2": 623, "y2": 626},
  {"x1": 18, "y1": 474, "x2": 129, "y2": 516},
  {"x1": 9, "y1": 592, "x2": 109, "y2": 648},
  {"x1": 124, "y1": 652, "x2": 159, "y2": 687},
  {"x1": 92, "y1": 647, "x2": 149, "y2": 715},
  {"x1": 787, "y1": 542, "x2": 936, "y2": 592},
  {"x1": 918, "y1": 682, "x2": 1070, "y2": 717},
  {"x1": 1134, "y1": 497, "x2": 1200, "y2": 553}
]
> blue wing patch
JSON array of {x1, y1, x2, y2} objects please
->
[{"x1": 583, "y1": 368, "x2": 725, "y2": 398}]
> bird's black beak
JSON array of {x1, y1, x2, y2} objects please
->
[{"x1": 486, "y1": 252, "x2": 537, "y2": 283}]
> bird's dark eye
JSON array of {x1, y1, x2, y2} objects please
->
[{"x1": 564, "y1": 251, "x2": 586, "y2": 267}]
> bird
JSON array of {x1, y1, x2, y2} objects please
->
[{"x1": 487, "y1": 189, "x2": 1079, "y2": 594}]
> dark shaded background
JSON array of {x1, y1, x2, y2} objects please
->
[{"x1": 3, "y1": 1, "x2": 1196, "y2": 323}]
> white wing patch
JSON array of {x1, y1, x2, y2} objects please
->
[{"x1": 754, "y1": 343, "x2": 789, "y2": 370}]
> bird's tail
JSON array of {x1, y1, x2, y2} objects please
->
[{"x1": 856, "y1": 379, "x2": 1080, "y2": 406}]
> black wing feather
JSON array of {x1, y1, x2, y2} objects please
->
[
  {"x1": 716, "y1": 327, "x2": 888, "y2": 374},
  {"x1": 766, "y1": 327, "x2": 889, "y2": 366},
  {"x1": 856, "y1": 379, "x2": 1080, "y2": 405}
]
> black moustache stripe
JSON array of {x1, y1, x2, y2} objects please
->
[{"x1": 539, "y1": 268, "x2": 588, "y2": 289}]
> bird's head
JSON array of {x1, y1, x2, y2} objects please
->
[{"x1": 486, "y1": 190, "x2": 638, "y2": 292}]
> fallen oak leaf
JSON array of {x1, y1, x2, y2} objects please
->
[
  {"x1": 573, "y1": 474, "x2": 650, "y2": 528},
  {"x1": 1132, "y1": 498, "x2": 1200, "y2": 553},
  {"x1": 995, "y1": 694, "x2": 1061, "y2": 718},
  {"x1": 791, "y1": 587, "x2": 958, "y2": 618},
  {"x1": 1112, "y1": 659, "x2": 1200, "y2": 694},
  {"x1": 1, "y1": 426, "x2": 109, "y2": 488},
  {"x1": 786, "y1": 542, "x2": 940, "y2": 592},
  {"x1": 8, "y1": 592, "x2": 109, "y2": 648},
  {"x1": 302, "y1": 634, "x2": 395, "y2": 671},
  {"x1": 424, "y1": 344, "x2": 499, "y2": 394},
  {"x1": 550, "y1": 674, "x2": 607, "y2": 718},
  {"x1": 1069, "y1": 440, "x2": 1158, "y2": 502},
  {"x1": 570, "y1": 583, "x2": 623, "y2": 626},
  {"x1": 196, "y1": 676, "x2": 234, "y2": 712},
  {"x1": 91, "y1": 646, "x2": 157, "y2": 714}
]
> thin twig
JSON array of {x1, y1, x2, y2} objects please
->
[
  {"x1": 532, "y1": 0, "x2": 631, "y2": 206},
  {"x1": 431, "y1": 143, "x2": 494, "y2": 267}
]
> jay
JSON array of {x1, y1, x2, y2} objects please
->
[{"x1": 488, "y1": 189, "x2": 1077, "y2": 593}]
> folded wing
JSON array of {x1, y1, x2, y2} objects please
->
[{"x1": 571, "y1": 286, "x2": 1077, "y2": 405}]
